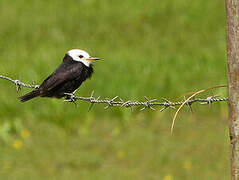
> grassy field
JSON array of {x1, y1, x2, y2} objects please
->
[{"x1": 0, "y1": 0, "x2": 229, "y2": 179}]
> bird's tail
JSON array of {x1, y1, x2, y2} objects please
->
[{"x1": 19, "y1": 90, "x2": 40, "y2": 102}]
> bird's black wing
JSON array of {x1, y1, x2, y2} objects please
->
[{"x1": 39, "y1": 61, "x2": 83, "y2": 92}]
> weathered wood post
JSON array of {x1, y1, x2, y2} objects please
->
[{"x1": 225, "y1": 0, "x2": 239, "y2": 179}]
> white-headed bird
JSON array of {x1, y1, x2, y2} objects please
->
[{"x1": 19, "y1": 49, "x2": 100, "y2": 102}]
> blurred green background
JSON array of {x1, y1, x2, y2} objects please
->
[{"x1": 0, "y1": 0, "x2": 229, "y2": 179}]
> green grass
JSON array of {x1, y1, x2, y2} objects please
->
[
  {"x1": 0, "y1": 113, "x2": 230, "y2": 180},
  {"x1": 0, "y1": 0, "x2": 229, "y2": 179}
]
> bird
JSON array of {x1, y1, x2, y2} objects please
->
[{"x1": 19, "y1": 49, "x2": 100, "y2": 102}]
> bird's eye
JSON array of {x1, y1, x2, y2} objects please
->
[{"x1": 79, "y1": 55, "x2": 84, "y2": 58}]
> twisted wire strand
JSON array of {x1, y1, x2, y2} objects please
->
[{"x1": 0, "y1": 75, "x2": 228, "y2": 111}]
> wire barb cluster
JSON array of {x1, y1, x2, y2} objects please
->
[
  {"x1": 0, "y1": 75, "x2": 228, "y2": 111},
  {"x1": 0, "y1": 75, "x2": 39, "y2": 91}
]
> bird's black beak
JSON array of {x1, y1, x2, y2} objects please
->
[{"x1": 86, "y1": 57, "x2": 100, "y2": 61}]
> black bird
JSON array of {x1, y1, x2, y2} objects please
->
[{"x1": 19, "y1": 49, "x2": 100, "y2": 102}]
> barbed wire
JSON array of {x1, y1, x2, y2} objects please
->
[
  {"x1": 0, "y1": 75, "x2": 228, "y2": 111},
  {"x1": 0, "y1": 75, "x2": 39, "y2": 91}
]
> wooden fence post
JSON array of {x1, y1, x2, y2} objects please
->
[{"x1": 225, "y1": 0, "x2": 239, "y2": 179}]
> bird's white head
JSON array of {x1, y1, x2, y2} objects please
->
[{"x1": 67, "y1": 49, "x2": 100, "y2": 67}]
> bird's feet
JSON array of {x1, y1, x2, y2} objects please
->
[{"x1": 64, "y1": 90, "x2": 78, "y2": 107}]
